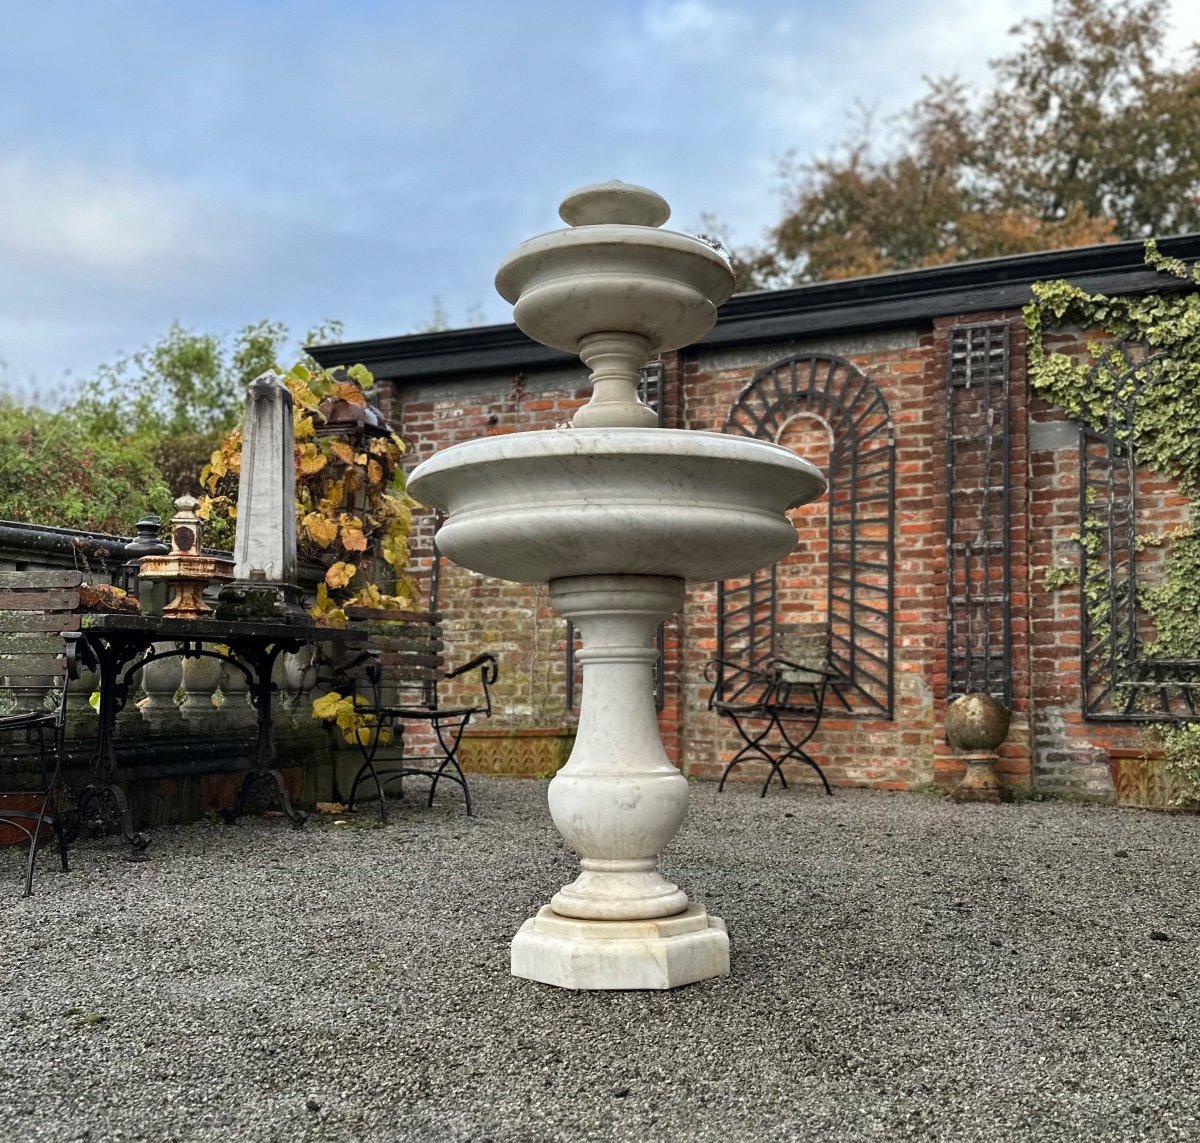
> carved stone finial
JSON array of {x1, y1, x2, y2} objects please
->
[
  {"x1": 170, "y1": 495, "x2": 203, "y2": 556},
  {"x1": 137, "y1": 496, "x2": 234, "y2": 618},
  {"x1": 558, "y1": 181, "x2": 670, "y2": 228}
]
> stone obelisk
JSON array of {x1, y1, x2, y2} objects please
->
[{"x1": 216, "y1": 371, "x2": 307, "y2": 621}]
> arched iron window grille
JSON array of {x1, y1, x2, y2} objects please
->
[
  {"x1": 1080, "y1": 344, "x2": 1200, "y2": 720},
  {"x1": 720, "y1": 353, "x2": 896, "y2": 718}
]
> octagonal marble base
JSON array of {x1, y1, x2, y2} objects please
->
[{"x1": 511, "y1": 904, "x2": 729, "y2": 990}]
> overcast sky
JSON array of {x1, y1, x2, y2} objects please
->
[{"x1": 3, "y1": 0, "x2": 1199, "y2": 403}]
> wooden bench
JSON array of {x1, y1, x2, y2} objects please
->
[
  {"x1": 330, "y1": 607, "x2": 498, "y2": 817},
  {"x1": 0, "y1": 570, "x2": 84, "y2": 895}
]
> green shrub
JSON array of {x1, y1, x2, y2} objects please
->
[{"x1": 0, "y1": 401, "x2": 172, "y2": 534}]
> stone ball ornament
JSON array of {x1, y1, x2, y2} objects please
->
[
  {"x1": 945, "y1": 691, "x2": 1011, "y2": 804},
  {"x1": 944, "y1": 691, "x2": 1011, "y2": 753}
]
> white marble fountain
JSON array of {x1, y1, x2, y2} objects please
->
[{"x1": 406, "y1": 181, "x2": 827, "y2": 990}]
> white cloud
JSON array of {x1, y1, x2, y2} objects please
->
[
  {"x1": 0, "y1": 157, "x2": 206, "y2": 273},
  {"x1": 643, "y1": 0, "x2": 747, "y2": 51}
]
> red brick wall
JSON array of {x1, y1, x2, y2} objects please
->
[
  {"x1": 377, "y1": 315, "x2": 1184, "y2": 800},
  {"x1": 398, "y1": 369, "x2": 588, "y2": 730}
]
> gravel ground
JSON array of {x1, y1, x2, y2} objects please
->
[{"x1": 1, "y1": 776, "x2": 1198, "y2": 1143}]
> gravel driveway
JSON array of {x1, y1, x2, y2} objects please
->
[{"x1": 2, "y1": 776, "x2": 1198, "y2": 1143}]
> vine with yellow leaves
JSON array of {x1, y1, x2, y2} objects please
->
[{"x1": 198, "y1": 361, "x2": 419, "y2": 626}]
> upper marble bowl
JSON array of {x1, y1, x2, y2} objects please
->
[
  {"x1": 494, "y1": 181, "x2": 735, "y2": 359},
  {"x1": 406, "y1": 427, "x2": 827, "y2": 585}
]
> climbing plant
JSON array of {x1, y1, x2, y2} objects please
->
[
  {"x1": 1026, "y1": 241, "x2": 1200, "y2": 803},
  {"x1": 198, "y1": 361, "x2": 418, "y2": 626},
  {"x1": 1026, "y1": 243, "x2": 1200, "y2": 494},
  {"x1": 1156, "y1": 722, "x2": 1200, "y2": 805}
]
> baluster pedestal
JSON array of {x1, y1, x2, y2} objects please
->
[{"x1": 510, "y1": 574, "x2": 728, "y2": 990}]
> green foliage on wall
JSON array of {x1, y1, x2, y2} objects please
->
[
  {"x1": 1026, "y1": 243, "x2": 1200, "y2": 494},
  {"x1": 1026, "y1": 243, "x2": 1200, "y2": 799},
  {"x1": 1157, "y1": 722, "x2": 1200, "y2": 807}
]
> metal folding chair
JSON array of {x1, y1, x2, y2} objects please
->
[
  {"x1": 706, "y1": 651, "x2": 838, "y2": 797},
  {"x1": 0, "y1": 571, "x2": 83, "y2": 895},
  {"x1": 330, "y1": 607, "x2": 498, "y2": 818}
]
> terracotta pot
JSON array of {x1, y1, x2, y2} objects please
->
[
  {"x1": 458, "y1": 728, "x2": 576, "y2": 778},
  {"x1": 1108, "y1": 748, "x2": 1197, "y2": 811}
]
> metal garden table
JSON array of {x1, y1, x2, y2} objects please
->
[{"x1": 69, "y1": 614, "x2": 364, "y2": 854}]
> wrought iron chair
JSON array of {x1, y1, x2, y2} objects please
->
[
  {"x1": 330, "y1": 607, "x2": 498, "y2": 818},
  {"x1": 705, "y1": 637, "x2": 840, "y2": 797},
  {"x1": 0, "y1": 571, "x2": 84, "y2": 895}
]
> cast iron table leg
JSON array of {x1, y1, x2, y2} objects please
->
[
  {"x1": 68, "y1": 634, "x2": 151, "y2": 858},
  {"x1": 222, "y1": 640, "x2": 307, "y2": 828}
]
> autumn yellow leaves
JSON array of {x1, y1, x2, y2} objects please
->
[{"x1": 199, "y1": 361, "x2": 419, "y2": 626}]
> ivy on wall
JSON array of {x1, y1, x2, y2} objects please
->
[
  {"x1": 1025, "y1": 242, "x2": 1200, "y2": 803},
  {"x1": 1027, "y1": 243, "x2": 1200, "y2": 494}
]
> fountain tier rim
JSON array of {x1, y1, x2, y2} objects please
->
[
  {"x1": 407, "y1": 426, "x2": 824, "y2": 486},
  {"x1": 406, "y1": 429, "x2": 827, "y2": 584},
  {"x1": 495, "y1": 226, "x2": 734, "y2": 306}
]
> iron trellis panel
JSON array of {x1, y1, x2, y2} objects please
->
[
  {"x1": 1078, "y1": 345, "x2": 1200, "y2": 721},
  {"x1": 716, "y1": 569, "x2": 778, "y2": 669},
  {"x1": 945, "y1": 324, "x2": 1013, "y2": 707},
  {"x1": 637, "y1": 360, "x2": 665, "y2": 427}
]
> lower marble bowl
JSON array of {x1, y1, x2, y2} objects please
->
[{"x1": 406, "y1": 427, "x2": 826, "y2": 585}]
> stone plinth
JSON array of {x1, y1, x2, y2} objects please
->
[{"x1": 511, "y1": 905, "x2": 728, "y2": 990}]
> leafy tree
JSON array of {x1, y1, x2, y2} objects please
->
[
  {"x1": 981, "y1": 0, "x2": 1200, "y2": 238},
  {"x1": 737, "y1": 0, "x2": 1200, "y2": 287},
  {"x1": 0, "y1": 399, "x2": 173, "y2": 534},
  {"x1": 0, "y1": 318, "x2": 344, "y2": 534},
  {"x1": 74, "y1": 322, "x2": 268, "y2": 440},
  {"x1": 72, "y1": 319, "x2": 343, "y2": 499}
]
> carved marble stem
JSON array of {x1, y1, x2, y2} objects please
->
[
  {"x1": 573, "y1": 332, "x2": 657, "y2": 429},
  {"x1": 546, "y1": 574, "x2": 689, "y2": 920}
]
